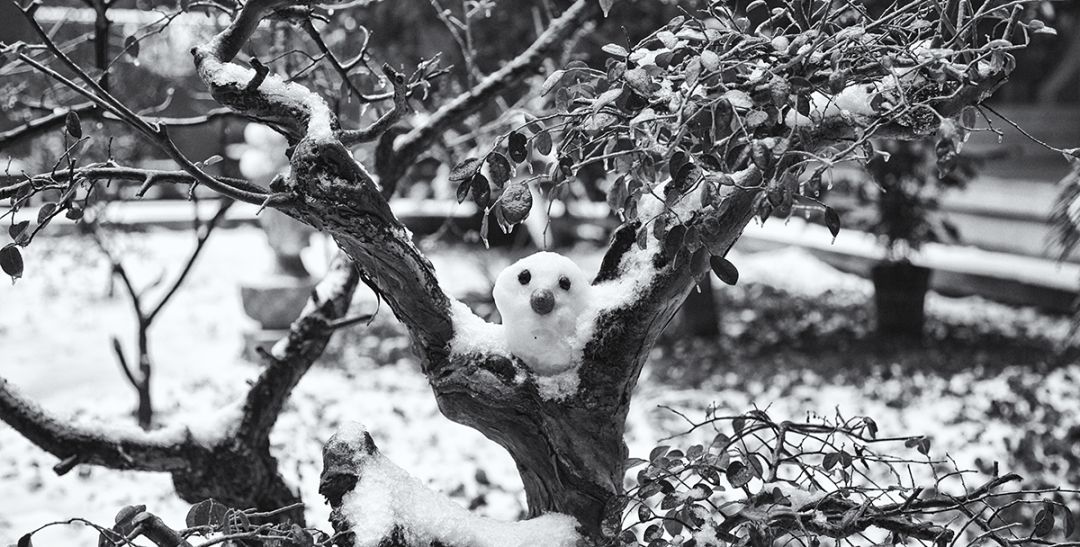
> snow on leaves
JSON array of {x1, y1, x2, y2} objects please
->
[
  {"x1": 530, "y1": 0, "x2": 1032, "y2": 277},
  {"x1": 611, "y1": 409, "x2": 1079, "y2": 547}
]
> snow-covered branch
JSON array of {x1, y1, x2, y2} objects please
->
[
  {"x1": 0, "y1": 256, "x2": 361, "y2": 520},
  {"x1": 320, "y1": 423, "x2": 582, "y2": 547},
  {"x1": 237, "y1": 256, "x2": 360, "y2": 442}
]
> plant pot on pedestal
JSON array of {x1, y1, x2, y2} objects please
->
[
  {"x1": 870, "y1": 260, "x2": 931, "y2": 338},
  {"x1": 240, "y1": 209, "x2": 317, "y2": 361}
]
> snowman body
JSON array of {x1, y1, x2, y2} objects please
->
[{"x1": 493, "y1": 252, "x2": 590, "y2": 375}]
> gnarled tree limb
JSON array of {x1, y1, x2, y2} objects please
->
[{"x1": 0, "y1": 256, "x2": 361, "y2": 522}]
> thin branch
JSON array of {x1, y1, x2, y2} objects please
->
[
  {"x1": 145, "y1": 198, "x2": 235, "y2": 324},
  {"x1": 381, "y1": 0, "x2": 600, "y2": 188},
  {"x1": 336, "y1": 64, "x2": 411, "y2": 147},
  {"x1": 0, "y1": 166, "x2": 267, "y2": 201}
]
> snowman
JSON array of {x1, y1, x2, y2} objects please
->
[{"x1": 493, "y1": 252, "x2": 590, "y2": 376}]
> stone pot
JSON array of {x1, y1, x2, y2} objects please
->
[{"x1": 871, "y1": 260, "x2": 932, "y2": 337}]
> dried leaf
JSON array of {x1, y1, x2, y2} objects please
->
[
  {"x1": 186, "y1": 499, "x2": 230, "y2": 529},
  {"x1": 449, "y1": 157, "x2": 481, "y2": 184}
]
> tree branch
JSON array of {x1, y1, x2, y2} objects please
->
[
  {"x1": 237, "y1": 255, "x2": 360, "y2": 443},
  {"x1": 145, "y1": 198, "x2": 235, "y2": 324},
  {"x1": 378, "y1": 0, "x2": 600, "y2": 190},
  {"x1": 0, "y1": 166, "x2": 266, "y2": 201},
  {"x1": 336, "y1": 64, "x2": 411, "y2": 148},
  {"x1": 0, "y1": 102, "x2": 242, "y2": 151},
  {"x1": 0, "y1": 376, "x2": 197, "y2": 473}
]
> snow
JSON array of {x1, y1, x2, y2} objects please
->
[
  {"x1": 1, "y1": 227, "x2": 1075, "y2": 544},
  {"x1": 784, "y1": 81, "x2": 883, "y2": 128},
  {"x1": 492, "y1": 252, "x2": 591, "y2": 377},
  {"x1": 449, "y1": 299, "x2": 511, "y2": 358},
  {"x1": 335, "y1": 422, "x2": 581, "y2": 547},
  {"x1": 194, "y1": 49, "x2": 335, "y2": 140}
]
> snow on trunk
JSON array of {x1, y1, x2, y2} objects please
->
[{"x1": 320, "y1": 423, "x2": 582, "y2": 547}]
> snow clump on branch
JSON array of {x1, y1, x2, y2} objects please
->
[{"x1": 324, "y1": 422, "x2": 582, "y2": 547}]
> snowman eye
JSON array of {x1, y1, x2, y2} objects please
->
[
  {"x1": 518, "y1": 270, "x2": 531, "y2": 285},
  {"x1": 559, "y1": 276, "x2": 572, "y2": 290}
]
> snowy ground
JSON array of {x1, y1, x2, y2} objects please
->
[{"x1": 0, "y1": 227, "x2": 1076, "y2": 544}]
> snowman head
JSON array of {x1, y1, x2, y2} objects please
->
[
  {"x1": 493, "y1": 252, "x2": 589, "y2": 323},
  {"x1": 492, "y1": 252, "x2": 590, "y2": 374}
]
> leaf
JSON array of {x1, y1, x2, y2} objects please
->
[
  {"x1": 64, "y1": 110, "x2": 82, "y2": 139},
  {"x1": 637, "y1": 503, "x2": 652, "y2": 522},
  {"x1": 456, "y1": 178, "x2": 471, "y2": 204},
  {"x1": 18, "y1": 533, "x2": 32, "y2": 547},
  {"x1": 700, "y1": 50, "x2": 720, "y2": 72},
  {"x1": 486, "y1": 153, "x2": 511, "y2": 188},
  {"x1": 9, "y1": 221, "x2": 29, "y2": 242},
  {"x1": 747, "y1": 0, "x2": 768, "y2": 12},
  {"x1": 124, "y1": 35, "x2": 140, "y2": 58},
  {"x1": 37, "y1": 202, "x2": 57, "y2": 224},
  {"x1": 534, "y1": 131, "x2": 553, "y2": 156},
  {"x1": 650, "y1": 445, "x2": 670, "y2": 462},
  {"x1": 663, "y1": 224, "x2": 686, "y2": 260},
  {"x1": 726, "y1": 460, "x2": 753, "y2": 488},
  {"x1": 498, "y1": 181, "x2": 533, "y2": 224},
  {"x1": 732, "y1": 416, "x2": 746, "y2": 433},
  {"x1": 289, "y1": 524, "x2": 315, "y2": 547},
  {"x1": 186, "y1": 499, "x2": 230, "y2": 529},
  {"x1": 541, "y1": 70, "x2": 565, "y2": 96},
  {"x1": 685, "y1": 57, "x2": 702, "y2": 87},
  {"x1": 1034, "y1": 508, "x2": 1055, "y2": 537},
  {"x1": 449, "y1": 157, "x2": 481, "y2": 184},
  {"x1": 745, "y1": 110, "x2": 769, "y2": 128},
  {"x1": 602, "y1": 43, "x2": 629, "y2": 57},
  {"x1": 663, "y1": 514, "x2": 684, "y2": 536},
  {"x1": 823, "y1": 207, "x2": 841, "y2": 238},
  {"x1": 823, "y1": 452, "x2": 840, "y2": 470},
  {"x1": 722, "y1": 90, "x2": 753, "y2": 110},
  {"x1": 593, "y1": 87, "x2": 623, "y2": 113},
  {"x1": 65, "y1": 206, "x2": 83, "y2": 221},
  {"x1": 626, "y1": 457, "x2": 648, "y2": 470},
  {"x1": 203, "y1": 154, "x2": 223, "y2": 166},
  {"x1": 598, "y1": 0, "x2": 614, "y2": 17},
  {"x1": 624, "y1": 67, "x2": 653, "y2": 96},
  {"x1": 508, "y1": 131, "x2": 528, "y2": 163},
  {"x1": 710, "y1": 256, "x2": 738, "y2": 286},
  {"x1": 471, "y1": 174, "x2": 491, "y2": 209}
]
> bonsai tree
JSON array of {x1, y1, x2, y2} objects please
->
[
  {"x1": 834, "y1": 138, "x2": 978, "y2": 336},
  {"x1": 2, "y1": 0, "x2": 1078, "y2": 545}
]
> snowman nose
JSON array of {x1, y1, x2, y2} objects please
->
[{"x1": 530, "y1": 289, "x2": 555, "y2": 315}]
